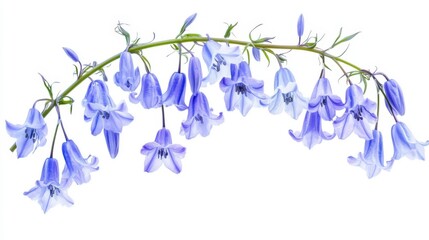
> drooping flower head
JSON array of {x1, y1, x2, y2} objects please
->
[
  {"x1": 348, "y1": 130, "x2": 393, "y2": 178},
  {"x1": 24, "y1": 158, "x2": 74, "y2": 213},
  {"x1": 61, "y1": 139, "x2": 99, "y2": 187},
  {"x1": 202, "y1": 40, "x2": 243, "y2": 85},
  {"x1": 6, "y1": 107, "x2": 48, "y2": 158},
  {"x1": 162, "y1": 72, "x2": 187, "y2": 111},
  {"x1": 83, "y1": 80, "x2": 134, "y2": 158},
  {"x1": 129, "y1": 72, "x2": 162, "y2": 109},
  {"x1": 391, "y1": 122, "x2": 429, "y2": 160},
  {"x1": 333, "y1": 84, "x2": 377, "y2": 140},
  {"x1": 188, "y1": 56, "x2": 203, "y2": 94},
  {"x1": 141, "y1": 128, "x2": 186, "y2": 174},
  {"x1": 181, "y1": 92, "x2": 224, "y2": 139},
  {"x1": 289, "y1": 111, "x2": 335, "y2": 149},
  {"x1": 220, "y1": 61, "x2": 268, "y2": 116},
  {"x1": 114, "y1": 51, "x2": 141, "y2": 92},
  {"x1": 308, "y1": 72, "x2": 344, "y2": 121},
  {"x1": 268, "y1": 67, "x2": 308, "y2": 119},
  {"x1": 384, "y1": 79, "x2": 405, "y2": 116}
]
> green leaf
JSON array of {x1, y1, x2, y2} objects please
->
[
  {"x1": 224, "y1": 22, "x2": 238, "y2": 38},
  {"x1": 39, "y1": 73, "x2": 53, "y2": 99}
]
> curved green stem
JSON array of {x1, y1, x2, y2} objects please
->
[{"x1": 9, "y1": 36, "x2": 361, "y2": 152}]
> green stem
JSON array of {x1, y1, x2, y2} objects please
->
[{"x1": 9, "y1": 36, "x2": 361, "y2": 152}]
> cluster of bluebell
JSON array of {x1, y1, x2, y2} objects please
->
[{"x1": 5, "y1": 13, "x2": 429, "y2": 213}]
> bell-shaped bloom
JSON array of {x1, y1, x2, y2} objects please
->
[
  {"x1": 220, "y1": 61, "x2": 268, "y2": 116},
  {"x1": 24, "y1": 158, "x2": 74, "y2": 213},
  {"x1": 268, "y1": 67, "x2": 308, "y2": 119},
  {"x1": 83, "y1": 80, "x2": 133, "y2": 158},
  {"x1": 202, "y1": 40, "x2": 243, "y2": 85},
  {"x1": 162, "y1": 72, "x2": 187, "y2": 111},
  {"x1": 289, "y1": 111, "x2": 335, "y2": 149},
  {"x1": 61, "y1": 139, "x2": 99, "y2": 187},
  {"x1": 6, "y1": 107, "x2": 48, "y2": 158},
  {"x1": 82, "y1": 80, "x2": 114, "y2": 121},
  {"x1": 348, "y1": 130, "x2": 393, "y2": 178},
  {"x1": 114, "y1": 51, "x2": 141, "y2": 92},
  {"x1": 129, "y1": 72, "x2": 162, "y2": 109},
  {"x1": 384, "y1": 79, "x2": 405, "y2": 116},
  {"x1": 188, "y1": 56, "x2": 203, "y2": 94},
  {"x1": 333, "y1": 84, "x2": 377, "y2": 140},
  {"x1": 141, "y1": 128, "x2": 186, "y2": 174},
  {"x1": 181, "y1": 92, "x2": 224, "y2": 139},
  {"x1": 85, "y1": 101, "x2": 134, "y2": 136},
  {"x1": 391, "y1": 122, "x2": 429, "y2": 160},
  {"x1": 308, "y1": 75, "x2": 344, "y2": 121}
]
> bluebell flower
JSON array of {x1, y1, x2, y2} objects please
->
[
  {"x1": 63, "y1": 47, "x2": 80, "y2": 62},
  {"x1": 24, "y1": 158, "x2": 74, "y2": 213},
  {"x1": 220, "y1": 61, "x2": 268, "y2": 116},
  {"x1": 181, "y1": 92, "x2": 224, "y2": 139},
  {"x1": 333, "y1": 84, "x2": 377, "y2": 140},
  {"x1": 188, "y1": 56, "x2": 203, "y2": 94},
  {"x1": 391, "y1": 122, "x2": 429, "y2": 160},
  {"x1": 268, "y1": 67, "x2": 308, "y2": 119},
  {"x1": 61, "y1": 139, "x2": 99, "y2": 187},
  {"x1": 162, "y1": 72, "x2": 187, "y2": 111},
  {"x1": 83, "y1": 80, "x2": 133, "y2": 158},
  {"x1": 202, "y1": 40, "x2": 243, "y2": 85},
  {"x1": 6, "y1": 107, "x2": 48, "y2": 158},
  {"x1": 308, "y1": 74, "x2": 344, "y2": 121},
  {"x1": 114, "y1": 51, "x2": 141, "y2": 92},
  {"x1": 129, "y1": 72, "x2": 162, "y2": 109},
  {"x1": 348, "y1": 130, "x2": 393, "y2": 178},
  {"x1": 141, "y1": 128, "x2": 186, "y2": 174},
  {"x1": 384, "y1": 79, "x2": 405, "y2": 116},
  {"x1": 289, "y1": 111, "x2": 335, "y2": 149}
]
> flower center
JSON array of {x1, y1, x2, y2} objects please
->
[
  {"x1": 99, "y1": 111, "x2": 110, "y2": 119},
  {"x1": 25, "y1": 128, "x2": 38, "y2": 142},
  {"x1": 282, "y1": 92, "x2": 294, "y2": 105},
  {"x1": 351, "y1": 105, "x2": 363, "y2": 121},
  {"x1": 48, "y1": 185, "x2": 61, "y2": 197},
  {"x1": 320, "y1": 96, "x2": 328, "y2": 106},
  {"x1": 211, "y1": 54, "x2": 226, "y2": 72},
  {"x1": 235, "y1": 83, "x2": 248, "y2": 96},
  {"x1": 195, "y1": 114, "x2": 204, "y2": 123},
  {"x1": 158, "y1": 148, "x2": 169, "y2": 159}
]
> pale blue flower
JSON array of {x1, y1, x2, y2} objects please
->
[
  {"x1": 114, "y1": 51, "x2": 141, "y2": 92},
  {"x1": 188, "y1": 56, "x2": 203, "y2": 94},
  {"x1": 24, "y1": 158, "x2": 74, "y2": 213},
  {"x1": 6, "y1": 107, "x2": 48, "y2": 158},
  {"x1": 333, "y1": 84, "x2": 377, "y2": 140},
  {"x1": 162, "y1": 72, "x2": 187, "y2": 111},
  {"x1": 391, "y1": 122, "x2": 429, "y2": 160},
  {"x1": 268, "y1": 67, "x2": 308, "y2": 119},
  {"x1": 61, "y1": 139, "x2": 99, "y2": 187},
  {"x1": 297, "y1": 14, "x2": 304, "y2": 44},
  {"x1": 252, "y1": 47, "x2": 261, "y2": 61},
  {"x1": 289, "y1": 111, "x2": 335, "y2": 149},
  {"x1": 348, "y1": 130, "x2": 393, "y2": 178},
  {"x1": 141, "y1": 128, "x2": 186, "y2": 174},
  {"x1": 202, "y1": 40, "x2": 243, "y2": 85},
  {"x1": 181, "y1": 92, "x2": 224, "y2": 139},
  {"x1": 129, "y1": 72, "x2": 162, "y2": 109},
  {"x1": 82, "y1": 80, "x2": 114, "y2": 121},
  {"x1": 384, "y1": 79, "x2": 405, "y2": 116},
  {"x1": 220, "y1": 61, "x2": 268, "y2": 116},
  {"x1": 308, "y1": 74, "x2": 344, "y2": 121}
]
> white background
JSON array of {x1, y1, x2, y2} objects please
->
[{"x1": 1, "y1": 0, "x2": 429, "y2": 239}]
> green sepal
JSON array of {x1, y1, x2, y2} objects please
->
[{"x1": 40, "y1": 73, "x2": 54, "y2": 100}]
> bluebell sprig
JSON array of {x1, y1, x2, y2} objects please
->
[{"x1": 6, "y1": 13, "x2": 429, "y2": 213}]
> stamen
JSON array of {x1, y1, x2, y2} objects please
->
[
  {"x1": 282, "y1": 92, "x2": 294, "y2": 105},
  {"x1": 157, "y1": 148, "x2": 169, "y2": 159},
  {"x1": 211, "y1": 54, "x2": 227, "y2": 72},
  {"x1": 235, "y1": 83, "x2": 248, "y2": 96},
  {"x1": 195, "y1": 114, "x2": 204, "y2": 123},
  {"x1": 24, "y1": 128, "x2": 38, "y2": 143}
]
